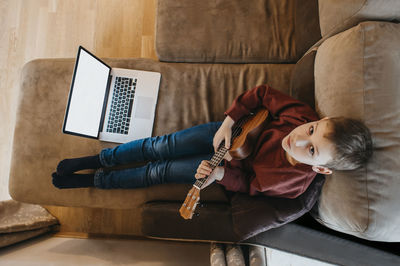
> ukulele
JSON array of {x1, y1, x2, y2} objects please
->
[{"x1": 179, "y1": 108, "x2": 270, "y2": 219}]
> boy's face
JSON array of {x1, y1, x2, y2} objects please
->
[{"x1": 281, "y1": 117, "x2": 335, "y2": 174}]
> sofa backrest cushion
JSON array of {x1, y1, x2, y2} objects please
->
[
  {"x1": 290, "y1": 49, "x2": 317, "y2": 110},
  {"x1": 318, "y1": 0, "x2": 400, "y2": 38},
  {"x1": 156, "y1": 0, "x2": 321, "y2": 63},
  {"x1": 314, "y1": 21, "x2": 400, "y2": 241}
]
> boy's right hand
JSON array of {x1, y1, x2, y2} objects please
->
[
  {"x1": 195, "y1": 160, "x2": 225, "y2": 189},
  {"x1": 213, "y1": 116, "x2": 235, "y2": 153}
]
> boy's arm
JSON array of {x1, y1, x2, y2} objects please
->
[
  {"x1": 196, "y1": 162, "x2": 248, "y2": 192},
  {"x1": 225, "y1": 85, "x2": 318, "y2": 123},
  {"x1": 249, "y1": 167, "x2": 315, "y2": 199},
  {"x1": 216, "y1": 164, "x2": 250, "y2": 193}
]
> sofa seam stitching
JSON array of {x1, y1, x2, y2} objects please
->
[{"x1": 361, "y1": 23, "x2": 370, "y2": 235}]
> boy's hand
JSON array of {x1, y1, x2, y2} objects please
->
[
  {"x1": 213, "y1": 116, "x2": 235, "y2": 152},
  {"x1": 195, "y1": 160, "x2": 224, "y2": 189}
]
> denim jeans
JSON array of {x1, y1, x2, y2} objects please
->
[{"x1": 94, "y1": 121, "x2": 223, "y2": 189}]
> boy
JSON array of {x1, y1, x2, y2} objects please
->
[{"x1": 53, "y1": 85, "x2": 373, "y2": 198}]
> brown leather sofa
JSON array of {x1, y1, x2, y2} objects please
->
[{"x1": 9, "y1": 0, "x2": 400, "y2": 265}]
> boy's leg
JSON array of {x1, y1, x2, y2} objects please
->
[
  {"x1": 99, "y1": 121, "x2": 222, "y2": 167},
  {"x1": 55, "y1": 121, "x2": 221, "y2": 176},
  {"x1": 94, "y1": 153, "x2": 212, "y2": 189}
]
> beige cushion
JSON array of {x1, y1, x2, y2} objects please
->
[
  {"x1": 156, "y1": 0, "x2": 320, "y2": 63},
  {"x1": 9, "y1": 58, "x2": 294, "y2": 209},
  {"x1": 0, "y1": 200, "x2": 58, "y2": 248},
  {"x1": 318, "y1": 0, "x2": 400, "y2": 38},
  {"x1": 290, "y1": 49, "x2": 317, "y2": 109},
  {"x1": 314, "y1": 21, "x2": 400, "y2": 241}
]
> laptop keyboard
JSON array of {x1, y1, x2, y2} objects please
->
[{"x1": 106, "y1": 77, "x2": 137, "y2": 135}]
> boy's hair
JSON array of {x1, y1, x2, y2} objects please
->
[{"x1": 322, "y1": 117, "x2": 373, "y2": 171}]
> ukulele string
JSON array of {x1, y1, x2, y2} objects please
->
[{"x1": 194, "y1": 116, "x2": 250, "y2": 189}]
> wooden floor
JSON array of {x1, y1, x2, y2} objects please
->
[{"x1": 0, "y1": 0, "x2": 157, "y2": 236}]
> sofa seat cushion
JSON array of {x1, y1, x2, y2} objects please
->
[
  {"x1": 314, "y1": 21, "x2": 400, "y2": 241},
  {"x1": 156, "y1": 0, "x2": 320, "y2": 63},
  {"x1": 9, "y1": 58, "x2": 294, "y2": 209}
]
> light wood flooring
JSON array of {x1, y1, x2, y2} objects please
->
[{"x1": 0, "y1": 0, "x2": 157, "y2": 236}]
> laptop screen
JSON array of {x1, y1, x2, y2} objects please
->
[{"x1": 63, "y1": 47, "x2": 111, "y2": 138}]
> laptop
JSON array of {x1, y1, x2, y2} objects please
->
[{"x1": 63, "y1": 46, "x2": 161, "y2": 143}]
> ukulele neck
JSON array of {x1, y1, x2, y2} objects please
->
[{"x1": 193, "y1": 115, "x2": 250, "y2": 190}]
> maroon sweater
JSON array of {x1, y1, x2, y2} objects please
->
[{"x1": 217, "y1": 85, "x2": 319, "y2": 199}]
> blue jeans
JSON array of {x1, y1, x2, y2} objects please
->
[{"x1": 94, "y1": 121, "x2": 222, "y2": 189}]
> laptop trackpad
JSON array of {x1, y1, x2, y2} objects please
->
[{"x1": 134, "y1": 96, "x2": 154, "y2": 119}]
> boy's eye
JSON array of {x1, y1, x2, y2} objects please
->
[
  {"x1": 309, "y1": 125, "x2": 314, "y2": 135},
  {"x1": 309, "y1": 146, "x2": 315, "y2": 156}
]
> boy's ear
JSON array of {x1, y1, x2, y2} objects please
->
[{"x1": 312, "y1": 165, "x2": 333, "y2": 175}]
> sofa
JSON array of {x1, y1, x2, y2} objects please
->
[{"x1": 9, "y1": 0, "x2": 400, "y2": 265}]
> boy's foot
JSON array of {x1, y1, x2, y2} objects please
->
[
  {"x1": 52, "y1": 172, "x2": 95, "y2": 189},
  {"x1": 56, "y1": 155, "x2": 102, "y2": 175}
]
